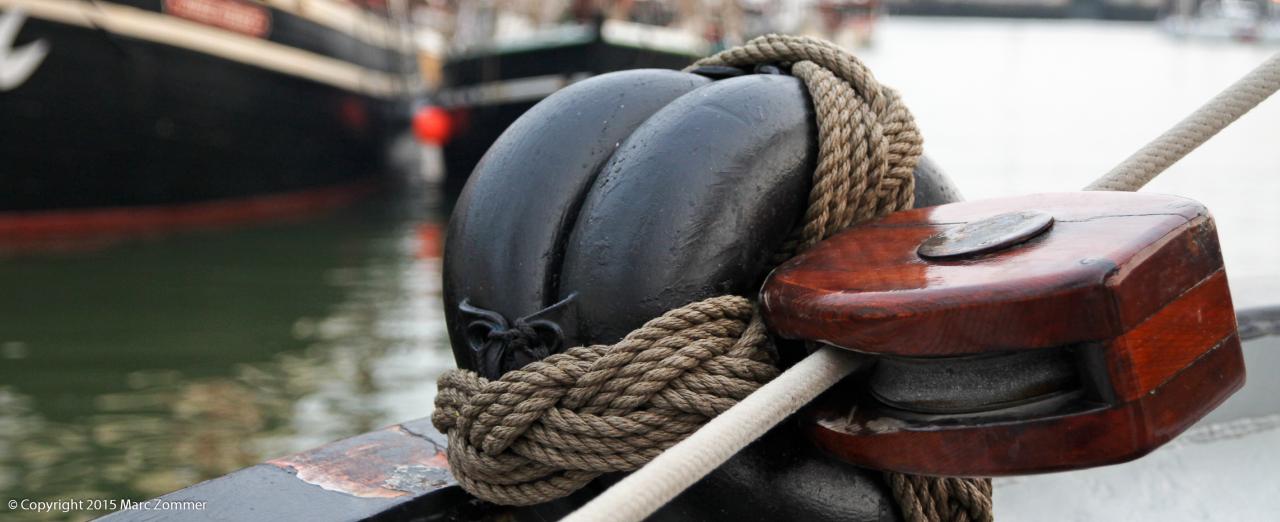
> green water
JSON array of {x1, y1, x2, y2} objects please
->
[{"x1": 0, "y1": 188, "x2": 456, "y2": 520}]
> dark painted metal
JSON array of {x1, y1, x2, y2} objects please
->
[
  {"x1": 918, "y1": 210, "x2": 1054, "y2": 260},
  {"x1": 869, "y1": 347, "x2": 1080, "y2": 414}
]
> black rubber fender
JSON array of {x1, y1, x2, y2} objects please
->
[
  {"x1": 558, "y1": 73, "x2": 815, "y2": 345},
  {"x1": 442, "y1": 67, "x2": 964, "y2": 522},
  {"x1": 558, "y1": 76, "x2": 962, "y2": 346},
  {"x1": 443, "y1": 69, "x2": 711, "y2": 372}
]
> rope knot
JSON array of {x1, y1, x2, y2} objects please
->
[
  {"x1": 485, "y1": 321, "x2": 540, "y2": 353},
  {"x1": 458, "y1": 293, "x2": 576, "y2": 379},
  {"x1": 433, "y1": 296, "x2": 778, "y2": 506}
]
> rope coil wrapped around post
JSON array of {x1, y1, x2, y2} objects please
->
[
  {"x1": 434, "y1": 297, "x2": 775, "y2": 505},
  {"x1": 698, "y1": 35, "x2": 922, "y2": 256},
  {"x1": 434, "y1": 34, "x2": 993, "y2": 521}
]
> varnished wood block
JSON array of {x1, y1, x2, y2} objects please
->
[
  {"x1": 763, "y1": 192, "x2": 1222, "y2": 356},
  {"x1": 761, "y1": 192, "x2": 1246, "y2": 476}
]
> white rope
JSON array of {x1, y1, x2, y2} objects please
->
[
  {"x1": 560, "y1": 346, "x2": 862, "y2": 522},
  {"x1": 1086, "y1": 51, "x2": 1280, "y2": 191}
]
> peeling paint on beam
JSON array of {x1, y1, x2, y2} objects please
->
[
  {"x1": 267, "y1": 421, "x2": 454, "y2": 499},
  {"x1": 100, "y1": 417, "x2": 463, "y2": 521}
]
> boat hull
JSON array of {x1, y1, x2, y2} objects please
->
[
  {"x1": 0, "y1": 1, "x2": 416, "y2": 234},
  {"x1": 438, "y1": 36, "x2": 700, "y2": 190}
]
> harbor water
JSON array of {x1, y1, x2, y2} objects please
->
[{"x1": 3, "y1": 17, "x2": 1279, "y2": 521}]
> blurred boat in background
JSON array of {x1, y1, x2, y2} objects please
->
[
  {"x1": 424, "y1": 0, "x2": 895, "y2": 188},
  {"x1": 411, "y1": 0, "x2": 1178, "y2": 190},
  {"x1": 809, "y1": 0, "x2": 881, "y2": 48},
  {"x1": 1163, "y1": 0, "x2": 1280, "y2": 43},
  {"x1": 882, "y1": 0, "x2": 1162, "y2": 20},
  {"x1": 0, "y1": 0, "x2": 423, "y2": 238},
  {"x1": 428, "y1": 2, "x2": 712, "y2": 189}
]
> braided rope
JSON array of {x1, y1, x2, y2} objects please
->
[
  {"x1": 889, "y1": 473, "x2": 994, "y2": 522},
  {"x1": 1087, "y1": 50, "x2": 1280, "y2": 191},
  {"x1": 693, "y1": 34, "x2": 990, "y2": 522},
  {"x1": 434, "y1": 296, "x2": 776, "y2": 506},
  {"x1": 690, "y1": 34, "x2": 921, "y2": 254},
  {"x1": 435, "y1": 34, "x2": 990, "y2": 520}
]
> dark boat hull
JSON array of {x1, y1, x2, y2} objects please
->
[
  {"x1": 437, "y1": 32, "x2": 701, "y2": 190},
  {"x1": 0, "y1": 0, "x2": 417, "y2": 234}
]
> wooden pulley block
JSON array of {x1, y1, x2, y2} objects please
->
[{"x1": 761, "y1": 192, "x2": 1246, "y2": 476}]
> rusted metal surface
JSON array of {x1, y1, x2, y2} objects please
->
[
  {"x1": 917, "y1": 210, "x2": 1054, "y2": 259},
  {"x1": 100, "y1": 417, "x2": 465, "y2": 521},
  {"x1": 267, "y1": 419, "x2": 453, "y2": 499}
]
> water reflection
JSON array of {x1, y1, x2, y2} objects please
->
[{"x1": 0, "y1": 186, "x2": 455, "y2": 520}]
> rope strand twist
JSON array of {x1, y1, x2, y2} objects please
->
[
  {"x1": 690, "y1": 34, "x2": 922, "y2": 254},
  {"x1": 434, "y1": 296, "x2": 776, "y2": 506},
  {"x1": 1086, "y1": 50, "x2": 1280, "y2": 191}
]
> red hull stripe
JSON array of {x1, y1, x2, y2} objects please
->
[{"x1": 0, "y1": 179, "x2": 380, "y2": 238}]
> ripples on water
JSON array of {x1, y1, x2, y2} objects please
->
[{"x1": 2, "y1": 17, "x2": 1279, "y2": 521}]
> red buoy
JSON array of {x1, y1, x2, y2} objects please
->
[{"x1": 413, "y1": 106, "x2": 452, "y2": 146}]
